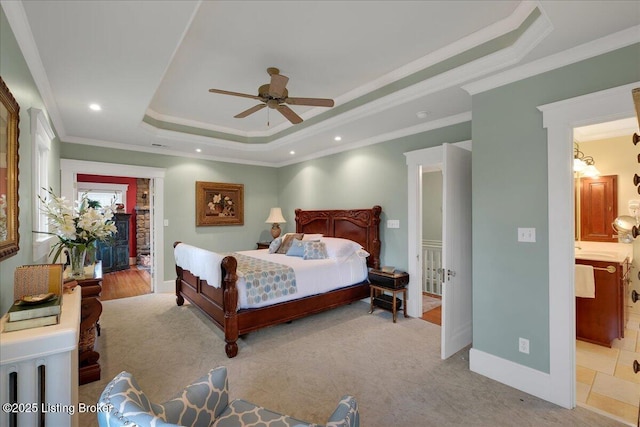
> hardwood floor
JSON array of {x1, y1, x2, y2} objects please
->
[
  {"x1": 421, "y1": 292, "x2": 442, "y2": 326},
  {"x1": 422, "y1": 305, "x2": 442, "y2": 326},
  {"x1": 101, "y1": 266, "x2": 151, "y2": 301}
]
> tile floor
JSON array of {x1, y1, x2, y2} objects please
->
[{"x1": 576, "y1": 312, "x2": 640, "y2": 426}]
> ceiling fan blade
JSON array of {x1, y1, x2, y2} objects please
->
[
  {"x1": 234, "y1": 103, "x2": 266, "y2": 118},
  {"x1": 277, "y1": 104, "x2": 303, "y2": 124},
  {"x1": 209, "y1": 88, "x2": 262, "y2": 101},
  {"x1": 268, "y1": 74, "x2": 289, "y2": 98},
  {"x1": 285, "y1": 97, "x2": 334, "y2": 107}
]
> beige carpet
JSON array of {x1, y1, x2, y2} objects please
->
[{"x1": 79, "y1": 293, "x2": 624, "y2": 426}]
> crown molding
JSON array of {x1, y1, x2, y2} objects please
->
[
  {"x1": 462, "y1": 25, "x2": 640, "y2": 95},
  {"x1": 144, "y1": 1, "x2": 542, "y2": 141},
  {"x1": 62, "y1": 134, "x2": 277, "y2": 167},
  {"x1": 274, "y1": 111, "x2": 472, "y2": 167},
  {"x1": 330, "y1": 1, "x2": 541, "y2": 106},
  {"x1": 1, "y1": 0, "x2": 67, "y2": 138},
  {"x1": 64, "y1": 111, "x2": 471, "y2": 168}
]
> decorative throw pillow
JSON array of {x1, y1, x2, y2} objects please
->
[
  {"x1": 286, "y1": 239, "x2": 306, "y2": 257},
  {"x1": 302, "y1": 233, "x2": 324, "y2": 241},
  {"x1": 277, "y1": 233, "x2": 304, "y2": 254},
  {"x1": 303, "y1": 241, "x2": 328, "y2": 260},
  {"x1": 268, "y1": 237, "x2": 282, "y2": 254}
]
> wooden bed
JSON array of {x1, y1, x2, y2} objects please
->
[{"x1": 175, "y1": 206, "x2": 381, "y2": 358}]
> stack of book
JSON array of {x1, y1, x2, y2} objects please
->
[{"x1": 3, "y1": 294, "x2": 62, "y2": 332}]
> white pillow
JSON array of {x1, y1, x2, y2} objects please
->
[
  {"x1": 320, "y1": 237, "x2": 362, "y2": 259},
  {"x1": 302, "y1": 233, "x2": 323, "y2": 241}
]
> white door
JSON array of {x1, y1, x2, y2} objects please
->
[{"x1": 441, "y1": 143, "x2": 472, "y2": 359}]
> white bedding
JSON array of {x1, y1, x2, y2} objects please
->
[{"x1": 235, "y1": 249, "x2": 367, "y2": 309}]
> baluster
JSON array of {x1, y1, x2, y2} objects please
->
[{"x1": 9, "y1": 372, "x2": 17, "y2": 427}]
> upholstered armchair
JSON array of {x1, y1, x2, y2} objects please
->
[{"x1": 97, "y1": 366, "x2": 359, "y2": 427}]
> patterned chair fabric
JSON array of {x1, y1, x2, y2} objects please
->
[
  {"x1": 97, "y1": 367, "x2": 359, "y2": 427},
  {"x1": 97, "y1": 366, "x2": 228, "y2": 427}
]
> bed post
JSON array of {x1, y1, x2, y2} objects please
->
[
  {"x1": 371, "y1": 205, "x2": 382, "y2": 270},
  {"x1": 221, "y1": 256, "x2": 239, "y2": 358},
  {"x1": 174, "y1": 241, "x2": 184, "y2": 306}
]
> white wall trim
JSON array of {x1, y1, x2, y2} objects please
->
[
  {"x1": 469, "y1": 348, "x2": 553, "y2": 402},
  {"x1": 158, "y1": 280, "x2": 175, "y2": 294},
  {"x1": 533, "y1": 81, "x2": 640, "y2": 409},
  {"x1": 60, "y1": 159, "x2": 166, "y2": 293},
  {"x1": 463, "y1": 25, "x2": 640, "y2": 95},
  {"x1": 30, "y1": 108, "x2": 55, "y2": 262},
  {"x1": 0, "y1": 1, "x2": 66, "y2": 137}
]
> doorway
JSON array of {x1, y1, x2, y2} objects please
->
[
  {"x1": 572, "y1": 121, "x2": 639, "y2": 424},
  {"x1": 420, "y1": 170, "x2": 443, "y2": 325},
  {"x1": 75, "y1": 175, "x2": 151, "y2": 300},
  {"x1": 60, "y1": 159, "x2": 166, "y2": 295},
  {"x1": 539, "y1": 81, "x2": 639, "y2": 408},
  {"x1": 406, "y1": 141, "x2": 472, "y2": 359}
]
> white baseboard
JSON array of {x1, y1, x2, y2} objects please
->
[
  {"x1": 469, "y1": 347, "x2": 559, "y2": 406},
  {"x1": 157, "y1": 279, "x2": 174, "y2": 294}
]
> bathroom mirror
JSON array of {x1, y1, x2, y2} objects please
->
[{"x1": 0, "y1": 76, "x2": 20, "y2": 260}]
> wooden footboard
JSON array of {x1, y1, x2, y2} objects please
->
[{"x1": 174, "y1": 205, "x2": 382, "y2": 358}]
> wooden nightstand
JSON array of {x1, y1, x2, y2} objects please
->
[
  {"x1": 257, "y1": 242, "x2": 270, "y2": 249},
  {"x1": 368, "y1": 270, "x2": 409, "y2": 323}
]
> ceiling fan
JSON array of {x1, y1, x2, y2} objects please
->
[{"x1": 208, "y1": 67, "x2": 334, "y2": 125}]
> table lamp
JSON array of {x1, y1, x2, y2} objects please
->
[{"x1": 265, "y1": 207, "x2": 286, "y2": 239}]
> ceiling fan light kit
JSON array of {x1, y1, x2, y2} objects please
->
[{"x1": 209, "y1": 67, "x2": 334, "y2": 125}]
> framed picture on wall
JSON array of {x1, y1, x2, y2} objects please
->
[{"x1": 195, "y1": 181, "x2": 244, "y2": 226}]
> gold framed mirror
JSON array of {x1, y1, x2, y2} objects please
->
[{"x1": 0, "y1": 76, "x2": 20, "y2": 260}]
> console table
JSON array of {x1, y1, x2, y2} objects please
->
[
  {"x1": 69, "y1": 261, "x2": 103, "y2": 385},
  {"x1": 0, "y1": 286, "x2": 81, "y2": 427}
]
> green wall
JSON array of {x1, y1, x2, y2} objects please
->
[
  {"x1": 276, "y1": 122, "x2": 471, "y2": 270},
  {"x1": 3, "y1": 1, "x2": 639, "y2": 384},
  {"x1": 0, "y1": 8, "x2": 60, "y2": 315},
  {"x1": 472, "y1": 43, "x2": 640, "y2": 373},
  {"x1": 59, "y1": 145, "x2": 279, "y2": 282}
]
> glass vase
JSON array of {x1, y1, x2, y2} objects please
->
[{"x1": 68, "y1": 245, "x2": 87, "y2": 280}]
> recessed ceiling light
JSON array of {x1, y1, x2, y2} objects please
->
[
  {"x1": 416, "y1": 111, "x2": 430, "y2": 119},
  {"x1": 89, "y1": 103, "x2": 102, "y2": 111},
  {"x1": 334, "y1": 136, "x2": 342, "y2": 141},
  {"x1": 195, "y1": 148, "x2": 202, "y2": 153},
  {"x1": 290, "y1": 151, "x2": 295, "y2": 155}
]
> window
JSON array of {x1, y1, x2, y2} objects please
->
[
  {"x1": 31, "y1": 109, "x2": 55, "y2": 262},
  {"x1": 76, "y1": 182, "x2": 127, "y2": 209}
]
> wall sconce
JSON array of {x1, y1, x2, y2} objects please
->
[
  {"x1": 265, "y1": 207, "x2": 286, "y2": 239},
  {"x1": 573, "y1": 142, "x2": 600, "y2": 177}
]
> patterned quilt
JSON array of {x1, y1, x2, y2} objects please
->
[{"x1": 231, "y1": 253, "x2": 298, "y2": 305}]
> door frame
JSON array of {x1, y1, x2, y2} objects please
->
[
  {"x1": 405, "y1": 140, "x2": 472, "y2": 319},
  {"x1": 538, "y1": 81, "x2": 639, "y2": 408},
  {"x1": 60, "y1": 159, "x2": 166, "y2": 293}
]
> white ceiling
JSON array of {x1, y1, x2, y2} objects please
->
[{"x1": 3, "y1": 1, "x2": 639, "y2": 166}]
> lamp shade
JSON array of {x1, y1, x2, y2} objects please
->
[{"x1": 265, "y1": 207, "x2": 286, "y2": 224}]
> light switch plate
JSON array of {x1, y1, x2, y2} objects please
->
[{"x1": 387, "y1": 220, "x2": 400, "y2": 229}]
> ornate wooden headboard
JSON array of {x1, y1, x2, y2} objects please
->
[{"x1": 295, "y1": 206, "x2": 381, "y2": 269}]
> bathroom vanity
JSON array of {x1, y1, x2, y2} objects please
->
[{"x1": 575, "y1": 242, "x2": 632, "y2": 347}]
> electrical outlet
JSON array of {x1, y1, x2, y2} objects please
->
[
  {"x1": 517, "y1": 227, "x2": 536, "y2": 242},
  {"x1": 519, "y1": 337, "x2": 530, "y2": 354}
]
